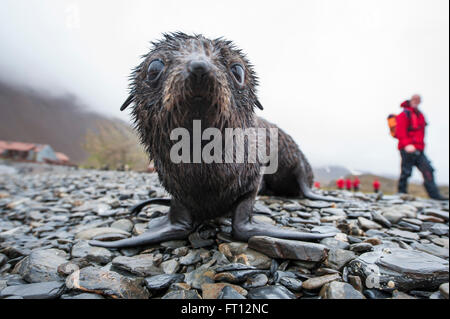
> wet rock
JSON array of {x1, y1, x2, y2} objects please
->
[
  {"x1": 319, "y1": 281, "x2": 365, "y2": 299},
  {"x1": 302, "y1": 273, "x2": 341, "y2": 290},
  {"x1": 424, "y1": 209, "x2": 449, "y2": 221},
  {"x1": 112, "y1": 254, "x2": 163, "y2": 277},
  {"x1": 381, "y1": 205, "x2": 417, "y2": 224},
  {"x1": 247, "y1": 285, "x2": 297, "y2": 299},
  {"x1": 160, "y1": 259, "x2": 180, "y2": 274},
  {"x1": 60, "y1": 293, "x2": 105, "y2": 299},
  {"x1": 218, "y1": 285, "x2": 246, "y2": 299},
  {"x1": 386, "y1": 229, "x2": 420, "y2": 241},
  {"x1": 75, "y1": 227, "x2": 130, "y2": 240},
  {"x1": 218, "y1": 242, "x2": 272, "y2": 269},
  {"x1": 349, "y1": 243, "x2": 373, "y2": 253},
  {"x1": 323, "y1": 248, "x2": 356, "y2": 271},
  {"x1": 410, "y1": 242, "x2": 448, "y2": 259},
  {"x1": 391, "y1": 291, "x2": 417, "y2": 299},
  {"x1": 371, "y1": 211, "x2": 392, "y2": 228},
  {"x1": 320, "y1": 237, "x2": 349, "y2": 250},
  {"x1": 242, "y1": 273, "x2": 268, "y2": 289},
  {"x1": 13, "y1": 248, "x2": 68, "y2": 283},
  {"x1": 110, "y1": 219, "x2": 134, "y2": 233},
  {"x1": 162, "y1": 289, "x2": 201, "y2": 299},
  {"x1": 66, "y1": 266, "x2": 149, "y2": 299},
  {"x1": 280, "y1": 276, "x2": 303, "y2": 292},
  {"x1": 348, "y1": 248, "x2": 449, "y2": 291},
  {"x1": 248, "y1": 236, "x2": 329, "y2": 262},
  {"x1": 358, "y1": 217, "x2": 382, "y2": 230},
  {"x1": 0, "y1": 253, "x2": 7, "y2": 267},
  {"x1": 179, "y1": 250, "x2": 202, "y2": 266},
  {"x1": 188, "y1": 232, "x2": 215, "y2": 248},
  {"x1": 432, "y1": 237, "x2": 449, "y2": 248},
  {"x1": 0, "y1": 281, "x2": 64, "y2": 299},
  {"x1": 439, "y1": 283, "x2": 449, "y2": 299},
  {"x1": 348, "y1": 275, "x2": 363, "y2": 292},
  {"x1": 145, "y1": 274, "x2": 185, "y2": 290},
  {"x1": 201, "y1": 283, "x2": 248, "y2": 299},
  {"x1": 214, "y1": 269, "x2": 266, "y2": 284},
  {"x1": 184, "y1": 261, "x2": 215, "y2": 289}
]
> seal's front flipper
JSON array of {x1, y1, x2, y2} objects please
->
[
  {"x1": 299, "y1": 181, "x2": 345, "y2": 203},
  {"x1": 89, "y1": 200, "x2": 193, "y2": 249},
  {"x1": 231, "y1": 192, "x2": 336, "y2": 242}
]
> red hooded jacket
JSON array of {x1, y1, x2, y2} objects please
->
[{"x1": 396, "y1": 101, "x2": 427, "y2": 151}]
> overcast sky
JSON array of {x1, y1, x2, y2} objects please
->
[{"x1": 1, "y1": 0, "x2": 448, "y2": 184}]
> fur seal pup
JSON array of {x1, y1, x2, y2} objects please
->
[{"x1": 90, "y1": 32, "x2": 341, "y2": 248}]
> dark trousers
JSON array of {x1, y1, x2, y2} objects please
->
[{"x1": 398, "y1": 150, "x2": 442, "y2": 199}]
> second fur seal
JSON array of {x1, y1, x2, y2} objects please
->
[{"x1": 90, "y1": 32, "x2": 342, "y2": 249}]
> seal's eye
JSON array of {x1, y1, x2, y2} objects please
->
[
  {"x1": 147, "y1": 59, "x2": 164, "y2": 82},
  {"x1": 230, "y1": 64, "x2": 245, "y2": 86}
]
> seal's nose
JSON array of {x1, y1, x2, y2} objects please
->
[{"x1": 188, "y1": 60, "x2": 210, "y2": 78}]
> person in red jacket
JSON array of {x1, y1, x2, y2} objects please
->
[
  {"x1": 336, "y1": 178, "x2": 345, "y2": 190},
  {"x1": 373, "y1": 179, "x2": 381, "y2": 193},
  {"x1": 396, "y1": 95, "x2": 445, "y2": 200},
  {"x1": 345, "y1": 178, "x2": 352, "y2": 191},
  {"x1": 314, "y1": 181, "x2": 321, "y2": 189},
  {"x1": 353, "y1": 177, "x2": 361, "y2": 192}
]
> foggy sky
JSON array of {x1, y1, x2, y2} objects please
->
[{"x1": 1, "y1": 0, "x2": 448, "y2": 184}]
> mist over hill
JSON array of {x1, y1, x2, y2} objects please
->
[{"x1": 0, "y1": 80, "x2": 139, "y2": 164}]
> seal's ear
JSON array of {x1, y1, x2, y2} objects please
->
[
  {"x1": 255, "y1": 99, "x2": 264, "y2": 110},
  {"x1": 120, "y1": 95, "x2": 135, "y2": 111}
]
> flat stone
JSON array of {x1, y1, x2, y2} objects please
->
[
  {"x1": 248, "y1": 236, "x2": 329, "y2": 262},
  {"x1": 320, "y1": 237, "x2": 349, "y2": 250},
  {"x1": 242, "y1": 273, "x2": 268, "y2": 289},
  {"x1": 381, "y1": 205, "x2": 417, "y2": 224},
  {"x1": 247, "y1": 285, "x2": 297, "y2": 299},
  {"x1": 348, "y1": 248, "x2": 449, "y2": 291},
  {"x1": 358, "y1": 217, "x2": 382, "y2": 230},
  {"x1": 386, "y1": 229, "x2": 420, "y2": 241},
  {"x1": 432, "y1": 237, "x2": 449, "y2": 248},
  {"x1": 160, "y1": 259, "x2": 180, "y2": 274},
  {"x1": 214, "y1": 269, "x2": 266, "y2": 284},
  {"x1": 324, "y1": 248, "x2": 356, "y2": 271},
  {"x1": 410, "y1": 242, "x2": 449, "y2": 259},
  {"x1": 13, "y1": 249, "x2": 68, "y2": 283},
  {"x1": 279, "y1": 277, "x2": 303, "y2": 292},
  {"x1": 350, "y1": 243, "x2": 374, "y2": 253},
  {"x1": 218, "y1": 286, "x2": 246, "y2": 299},
  {"x1": 75, "y1": 227, "x2": 130, "y2": 240},
  {"x1": 86, "y1": 247, "x2": 112, "y2": 265},
  {"x1": 319, "y1": 281, "x2": 365, "y2": 299},
  {"x1": 60, "y1": 293, "x2": 105, "y2": 299},
  {"x1": 110, "y1": 219, "x2": 134, "y2": 233},
  {"x1": 424, "y1": 209, "x2": 449, "y2": 221},
  {"x1": 201, "y1": 283, "x2": 248, "y2": 299},
  {"x1": 439, "y1": 283, "x2": 449, "y2": 299},
  {"x1": 218, "y1": 242, "x2": 272, "y2": 269},
  {"x1": 66, "y1": 266, "x2": 150, "y2": 299},
  {"x1": 302, "y1": 273, "x2": 341, "y2": 290},
  {"x1": 371, "y1": 211, "x2": 392, "y2": 228},
  {"x1": 112, "y1": 254, "x2": 163, "y2": 277},
  {"x1": 162, "y1": 290, "x2": 201, "y2": 299},
  {"x1": 0, "y1": 281, "x2": 64, "y2": 299},
  {"x1": 179, "y1": 250, "x2": 202, "y2": 266},
  {"x1": 184, "y1": 261, "x2": 215, "y2": 289},
  {"x1": 145, "y1": 274, "x2": 185, "y2": 290}
]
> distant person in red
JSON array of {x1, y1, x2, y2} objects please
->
[
  {"x1": 345, "y1": 178, "x2": 352, "y2": 191},
  {"x1": 396, "y1": 95, "x2": 446, "y2": 200},
  {"x1": 353, "y1": 177, "x2": 361, "y2": 192},
  {"x1": 314, "y1": 181, "x2": 321, "y2": 189},
  {"x1": 373, "y1": 179, "x2": 381, "y2": 193},
  {"x1": 336, "y1": 178, "x2": 345, "y2": 190}
]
